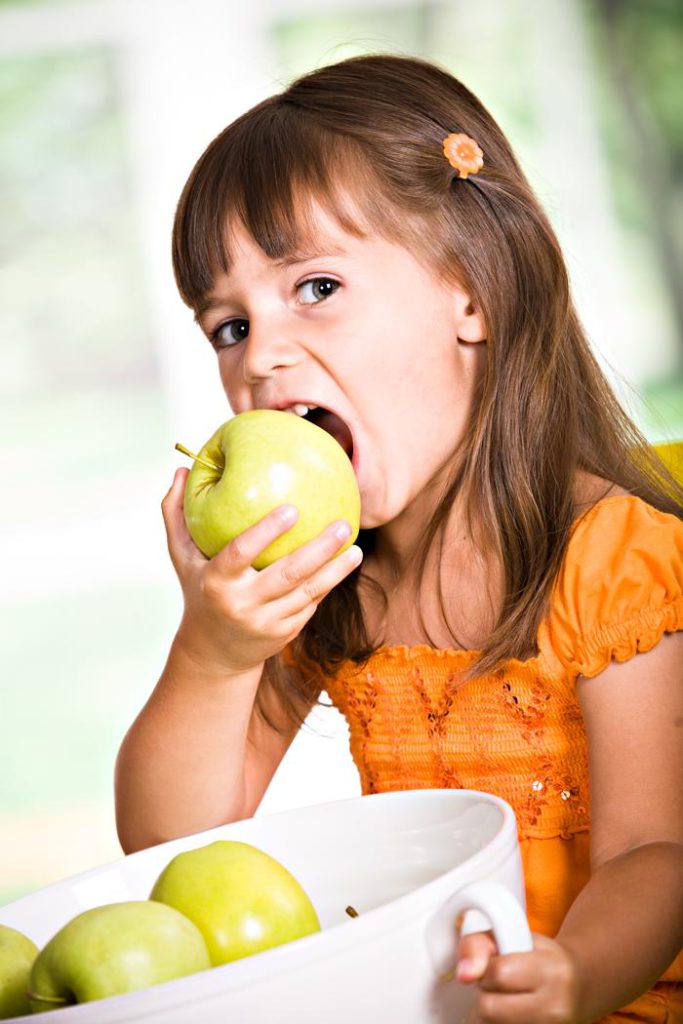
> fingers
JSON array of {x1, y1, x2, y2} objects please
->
[
  {"x1": 459, "y1": 945, "x2": 538, "y2": 1024},
  {"x1": 213, "y1": 509, "x2": 362, "y2": 605},
  {"x1": 256, "y1": 519, "x2": 359, "y2": 599},
  {"x1": 459, "y1": 935, "x2": 578, "y2": 1024},
  {"x1": 165, "y1": 478, "x2": 361, "y2": 634},
  {"x1": 212, "y1": 505, "x2": 300, "y2": 574},
  {"x1": 162, "y1": 468, "x2": 200, "y2": 569},
  {"x1": 469, "y1": 991, "x2": 539, "y2": 1023},
  {"x1": 250, "y1": 522, "x2": 362, "y2": 635},
  {"x1": 457, "y1": 931, "x2": 537, "y2": 992},
  {"x1": 478, "y1": 934, "x2": 571, "y2": 994},
  {"x1": 478, "y1": 952, "x2": 537, "y2": 993},
  {"x1": 457, "y1": 931, "x2": 498, "y2": 984},
  {"x1": 273, "y1": 542, "x2": 364, "y2": 625},
  {"x1": 161, "y1": 466, "x2": 188, "y2": 518}
]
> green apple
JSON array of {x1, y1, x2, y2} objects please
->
[
  {"x1": 150, "y1": 840, "x2": 321, "y2": 965},
  {"x1": 27, "y1": 900, "x2": 210, "y2": 1012},
  {"x1": 0, "y1": 923, "x2": 38, "y2": 1019},
  {"x1": 177, "y1": 409, "x2": 361, "y2": 568}
]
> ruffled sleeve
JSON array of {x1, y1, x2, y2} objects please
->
[{"x1": 538, "y1": 495, "x2": 683, "y2": 679}]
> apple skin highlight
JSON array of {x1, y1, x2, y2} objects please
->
[{"x1": 182, "y1": 409, "x2": 361, "y2": 568}]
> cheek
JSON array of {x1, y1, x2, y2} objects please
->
[{"x1": 217, "y1": 354, "x2": 243, "y2": 405}]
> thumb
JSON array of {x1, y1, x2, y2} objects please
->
[{"x1": 456, "y1": 930, "x2": 497, "y2": 984}]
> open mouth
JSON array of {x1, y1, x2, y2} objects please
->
[
  {"x1": 307, "y1": 407, "x2": 354, "y2": 461},
  {"x1": 285, "y1": 404, "x2": 354, "y2": 462}
]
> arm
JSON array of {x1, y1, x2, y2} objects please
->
[
  {"x1": 114, "y1": 649, "x2": 298, "y2": 853},
  {"x1": 456, "y1": 631, "x2": 683, "y2": 1023},
  {"x1": 555, "y1": 629, "x2": 683, "y2": 1016},
  {"x1": 115, "y1": 468, "x2": 362, "y2": 853}
]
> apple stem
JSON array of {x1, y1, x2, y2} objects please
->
[
  {"x1": 175, "y1": 442, "x2": 221, "y2": 472},
  {"x1": 345, "y1": 905, "x2": 359, "y2": 918},
  {"x1": 26, "y1": 991, "x2": 69, "y2": 1006}
]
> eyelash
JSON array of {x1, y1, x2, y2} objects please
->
[{"x1": 210, "y1": 276, "x2": 340, "y2": 349}]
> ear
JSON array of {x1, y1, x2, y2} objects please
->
[{"x1": 452, "y1": 286, "x2": 487, "y2": 344}]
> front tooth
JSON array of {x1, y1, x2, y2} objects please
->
[{"x1": 290, "y1": 403, "x2": 313, "y2": 417}]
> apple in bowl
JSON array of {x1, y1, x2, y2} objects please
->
[
  {"x1": 0, "y1": 923, "x2": 38, "y2": 1019},
  {"x1": 150, "y1": 840, "x2": 321, "y2": 965},
  {"x1": 27, "y1": 901, "x2": 210, "y2": 1013},
  {"x1": 177, "y1": 409, "x2": 361, "y2": 568}
]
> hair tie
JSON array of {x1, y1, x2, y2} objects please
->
[{"x1": 442, "y1": 132, "x2": 484, "y2": 179}]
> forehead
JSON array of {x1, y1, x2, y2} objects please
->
[
  {"x1": 225, "y1": 205, "x2": 362, "y2": 270},
  {"x1": 224, "y1": 193, "x2": 371, "y2": 270}
]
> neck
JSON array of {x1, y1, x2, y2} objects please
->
[
  {"x1": 361, "y1": 482, "x2": 503, "y2": 651},
  {"x1": 372, "y1": 473, "x2": 472, "y2": 583}
]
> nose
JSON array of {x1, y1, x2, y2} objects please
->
[{"x1": 241, "y1": 317, "x2": 301, "y2": 383}]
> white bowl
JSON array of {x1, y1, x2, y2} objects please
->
[{"x1": 0, "y1": 789, "x2": 532, "y2": 1023}]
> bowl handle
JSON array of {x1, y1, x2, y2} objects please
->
[{"x1": 425, "y1": 880, "x2": 533, "y2": 978}]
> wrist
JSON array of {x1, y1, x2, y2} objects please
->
[
  {"x1": 171, "y1": 625, "x2": 264, "y2": 687},
  {"x1": 554, "y1": 937, "x2": 599, "y2": 1024}
]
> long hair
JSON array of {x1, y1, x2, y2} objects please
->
[{"x1": 172, "y1": 54, "x2": 683, "y2": 732}]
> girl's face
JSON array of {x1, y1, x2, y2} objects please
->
[{"x1": 195, "y1": 204, "x2": 487, "y2": 535}]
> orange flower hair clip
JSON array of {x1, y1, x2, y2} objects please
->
[{"x1": 442, "y1": 132, "x2": 484, "y2": 179}]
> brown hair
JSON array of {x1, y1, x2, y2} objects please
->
[{"x1": 172, "y1": 53, "x2": 683, "y2": 733}]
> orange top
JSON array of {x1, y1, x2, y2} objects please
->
[{"x1": 315, "y1": 496, "x2": 683, "y2": 1022}]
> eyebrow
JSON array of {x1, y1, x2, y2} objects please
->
[{"x1": 193, "y1": 243, "x2": 349, "y2": 322}]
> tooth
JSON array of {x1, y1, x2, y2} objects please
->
[{"x1": 290, "y1": 403, "x2": 314, "y2": 417}]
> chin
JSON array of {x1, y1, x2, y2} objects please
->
[{"x1": 359, "y1": 500, "x2": 401, "y2": 532}]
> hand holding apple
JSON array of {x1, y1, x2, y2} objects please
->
[
  {"x1": 177, "y1": 409, "x2": 361, "y2": 568},
  {"x1": 27, "y1": 901, "x2": 210, "y2": 1012},
  {"x1": 163, "y1": 411, "x2": 364, "y2": 677},
  {"x1": 150, "y1": 840, "x2": 320, "y2": 965},
  {"x1": 0, "y1": 924, "x2": 38, "y2": 1019}
]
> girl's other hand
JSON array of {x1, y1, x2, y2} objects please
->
[
  {"x1": 161, "y1": 467, "x2": 363, "y2": 677},
  {"x1": 456, "y1": 930, "x2": 582, "y2": 1023}
]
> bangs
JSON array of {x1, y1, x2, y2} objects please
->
[{"x1": 172, "y1": 100, "x2": 384, "y2": 309}]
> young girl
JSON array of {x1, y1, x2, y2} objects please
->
[{"x1": 115, "y1": 54, "x2": 683, "y2": 1023}]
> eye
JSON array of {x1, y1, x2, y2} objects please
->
[
  {"x1": 298, "y1": 277, "x2": 340, "y2": 305},
  {"x1": 212, "y1": 319, "x2": 249, "y2": 349}
]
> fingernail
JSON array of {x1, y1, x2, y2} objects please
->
[
  {"x1": 347, "y1": 544, "x2": 363, "y2": 565},
  {"x1": 333, "y1": 520, "x2": 352, "y2": 541},
  {"x1": 279, "y1": 505, "x2": 298, "y2": 523}
]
